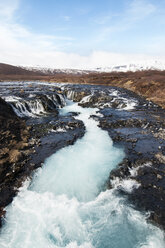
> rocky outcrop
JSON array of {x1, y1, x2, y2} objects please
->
[
  {"x1": 97, "y1": 106, "x2": 165, "y2": 229},
  {"x1": 78, "y1": 93, "x2": 118, "y2": 108},
  {"x1": 30, "y1": 116, "x2": 85, "y2": 168},
  {"x1": 64, "y1": 88, "x2": 90, "y2": 102}
]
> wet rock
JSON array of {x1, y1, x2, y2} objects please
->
[
  {"x1": 29, "y1": 118, "x2": 85, "y2": 169},
  {"x1": 99, "y1": 118, "x2": 147, "y2": 129},
  {"x1": 79, "y1": 93, "x2": 114, "y2": 108},
  {"x1": 78, "y1": 92, "x2": 129, "y2": 109},
  {"x1": 100, "y1": 107, "x2": 165, "y2": 229},
  {"x1": 64, "y1": 88, "x2": 90, "y2": 102},
  {"x1": 36, "y1": 94, "x2": 61, "y2": 113}
]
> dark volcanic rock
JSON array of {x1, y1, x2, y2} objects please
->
[
  {"x1": 98, "y1": 106, "x2": 165, "y2": 229},
  {"x1": 78, "y1": 93, "x2": 114, "y2": 108},
  {"x1": 30, "y1": 120, "x2": 85, "y2": 168},
  {"x1": 126, "y1": 161, "x2": 165, "y2": 228},
  {"x1": 64, "y1": 88, "x2": 91, "y2": 102},
  {"x1": 79, "y1": 93, "x2": 128, "y2": 109}
]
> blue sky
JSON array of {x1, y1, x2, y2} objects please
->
[{"x1": 0, "y1": 0, "x2": 165, "y2": 68}]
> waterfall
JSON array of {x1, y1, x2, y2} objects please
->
[{"x1": 3, "y1": 93, "x2": 66, "y2": 118}]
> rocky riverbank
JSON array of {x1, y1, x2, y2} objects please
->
[
  {"x1": 64, "y1": 84, "x2": 165, "y2": 230},
  {"x1": 99, "y1": 107, "x2": 165, "y2": 229},
  {"x1": 0, "y1": 97, "x2": 32, "y2": 220},
  {"x1": 0, "y1": 81, "x2": 165, "y2": 231},
  {"x1": 0, "y1": 85, "x2": 85, "y2": 226}
]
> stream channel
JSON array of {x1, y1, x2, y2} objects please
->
[{"x1": 0, "y1": 100, "x2": 165, "y2": 248}]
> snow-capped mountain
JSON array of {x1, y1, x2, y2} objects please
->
[
  {"x1": 23, "y1": 60, "x2": 165, "y2": 74},
  {"x1": 23, "y1": 66, "x2": 91, "y2": 75},
  {"x1": 93, "y1": 61, "x2": 165, "y2": 73}
]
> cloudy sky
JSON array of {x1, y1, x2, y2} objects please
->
[{"x1": 0, "y1": 0, "x2": 165, "y2": 68}]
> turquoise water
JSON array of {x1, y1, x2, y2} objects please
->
[{"x1": 0, "y1": 102, "x2": 164, "y2": 248}]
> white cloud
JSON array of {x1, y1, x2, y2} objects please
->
[
  {"x1": 2, "y1": 48, "x2": 165, "y2": 69},
  {"x1": 94, "y1": 0, "x2": 156, "y2": 42},
  {"x1": 0, "y1": 0, "x2": 19, "y2": 20},
  {"x1": 129, "y1": 0, "x2": 156, "y2": 20},
  {"x1": 0, "y1": 0, "x2": 75, "y2": 64}
]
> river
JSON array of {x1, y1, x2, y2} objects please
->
[{"x1": 0, "y1": 101, "x2": 164, "y2": 248}]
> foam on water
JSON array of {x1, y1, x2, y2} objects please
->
[
  {"x1": 0, "y1": 102, "x2": 164, "y2": 248},
  {"x1": 31, "y1": 102, "x2": 124, "y2": 201}
]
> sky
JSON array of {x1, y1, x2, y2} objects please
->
[{"x1": 0, "y1": 0, "x2": 165, "y2": 68}]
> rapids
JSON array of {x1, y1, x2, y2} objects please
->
[{"x1": 0, "y1": 101, "x2": 164, "y2": 248}]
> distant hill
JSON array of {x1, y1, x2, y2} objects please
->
[{"x1": 0, "y1": 63, "x2": 43, "y2": 76}]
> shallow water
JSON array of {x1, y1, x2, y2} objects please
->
[{"x1": 0, "y1": 102, "x2": 164, "y2": 248}]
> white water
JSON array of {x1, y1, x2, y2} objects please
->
[
  {"x1": 3, "y1": 93, "x2": 65, "y2": 118},
  {"x1": 0, "y1": 102, "x2": 164, "y2": 248}
]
